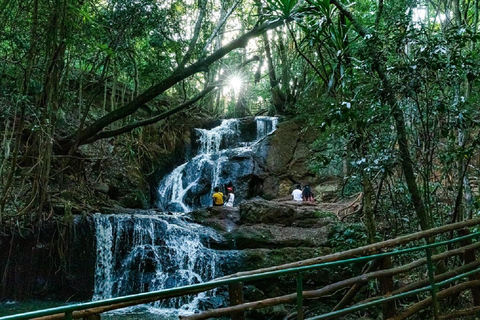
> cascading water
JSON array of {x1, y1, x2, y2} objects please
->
[
  {"x1": 255, "y1": 116, "x2": 278, "y2": 140},
  {"x1": 157, "y1": 120, "x2": 240, "y2": 212},
  {"x1": 93, "y1": 117, "x2": 278, "y2": 318},
  {"x1": 157, "y1": 117, "x2": 278, "y2": 212},
  {"x1": 93, "y1": 213, "x2": 226, "y2": 317}
]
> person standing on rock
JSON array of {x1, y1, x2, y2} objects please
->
[
  {"x1": 292, "y1": 184, "x2": 303, "y2": 201},
  {"x1": 302, "y1": 185, "x2": 315, "y2": 202},
  {"x1": 225, "y1": 187, "x2": 235, "y2": 207},
  {"x1": 212, "y1": 187, "x2": 224, "y2": 206}
]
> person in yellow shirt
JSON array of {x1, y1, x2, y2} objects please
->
[{"x1": 212, "y1": 187, "x2": 224, "y2": 206}]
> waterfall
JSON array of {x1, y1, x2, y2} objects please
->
[
  {"x1": 255, "y1": 116, "x2": 278, "y2": 140},
  {"x1": 92, "y1": 117, "x2": 278, "y2": 317},
  {"x1": 157, "y1": 117, "x2": 278, "y2": 213},
  {"x1": 93, "y1": 213, "x2": 225, "y2": 315},
  {"x1": 196, "y1": 119, "x2": 240, "y2": 155}
]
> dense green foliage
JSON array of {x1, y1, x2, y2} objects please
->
[{"x1": 1, "y1": 0, "x2": 480, "y2": 243}]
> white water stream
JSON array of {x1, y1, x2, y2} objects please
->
[{"x1": 93, "y1": 117, "x2": 278, "y2": 317}]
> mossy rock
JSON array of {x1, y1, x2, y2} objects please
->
[
  {"x1": 225, "y1": 224, "x2": 332, "y2": 249},
  {"x1": 240, "y1": 199, "x2": 296, "y2": 225},
  {"x1": 118, "y1": 192, "x2": 149, "y2": 209},
  {"x1": 240, "y1": 247, "x2": 332, "y2": 271},
  {"x1": 225, "y1": 226, "x2": 273, "y2": 248}
]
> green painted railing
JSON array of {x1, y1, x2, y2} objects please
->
[{"x1": 2, "y1": 222, "x2": 480, "y2": 320}]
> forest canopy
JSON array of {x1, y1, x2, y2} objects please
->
[{"x1": 1, "y1": 0, "x2": 480, "y2": 239}]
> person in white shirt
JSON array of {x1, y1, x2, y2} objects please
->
[
  {"x1": 225, "y1": 187, "x2": 235, "y2": 207},
  {"x1": 291, "y1": 185, "x2": 303, "y2": 201}
]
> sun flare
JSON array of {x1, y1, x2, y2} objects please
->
[{"x1": 227, "y1": 75, "x2": 243, "y2": 94}]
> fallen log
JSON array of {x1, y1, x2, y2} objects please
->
[
  {"x1": 440, "y1": 306, "x2": 480, "y2": 319},
  {"x1": 387, "y1": 281, "x2": 480, "y2": 320}
]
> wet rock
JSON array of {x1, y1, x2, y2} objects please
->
[
  {"x1": 225, "y1": 224, "x2": 332, "y2": 249},
  {"x1": 239, "y1": 198, "x2": 337, "y2": 227},
  {"x1": 191, "y1": 206, "x2": 241, "y2": 233},
  {"x1": 240, "y1": 198, "x2": 296, "y2": 225}
]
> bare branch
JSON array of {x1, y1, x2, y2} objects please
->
[
  {"x1": 83, "y1": 85, "x2": 217, "y2": 144},
  {"x1": 201, "y1": 0, "x2": 242, "y2": 57},
  {"x1": 179, "y1": 0, "x2": 208, "y2": 69},
  {"x1": 63, "y1": 18, "x2": 286, "y2": 149}
]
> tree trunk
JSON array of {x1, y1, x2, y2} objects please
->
[
  {"x1": 363, "y1": 174, "x2": 375, "y2": 244},
  {"x1": 331, "y1": 0, "x2": 430, "y2": 231},
  {"x1": 58, "y1": 18, "x2": 285, "y2": 151},
  {"x1": 261, "y1": 30, "x2": 286, "y2": 114}
]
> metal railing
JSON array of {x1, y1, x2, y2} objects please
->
[{"x1": 2, "y1": 218, "x2": 480, "y2": 320}]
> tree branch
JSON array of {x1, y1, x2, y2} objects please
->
[
  {"x1": 286, "y1": 22, "x2": 328, "y2": 87},
  {"x1": 179, "y1": 0, "x2": 207, "y2": 69},
  {"x1": 83, "y1": 85, "x2": 217, "y2": 144},
  {"x1": 63, "y1": 18, "x2": 286, "y2": 148},
  {"x1": 201, "y1": 0, "x2": 241, "y2": 57}
]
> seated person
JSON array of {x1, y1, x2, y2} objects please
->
[
  {"x1": 225, "y1": 187, "x2": 235, "y2": 207},
  {"x1": 291, "y1": 184, "x2": 303, "y2": 201},
  {"x1": 212, "y1": 187, "x2": 224, "y2": 206},
  {"x1": 302, "y1": 185, "x2": 315, "y2": 202}
]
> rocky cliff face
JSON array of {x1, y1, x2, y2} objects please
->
[
  {"x1": 153, "y1": 117, "x2": 336, "y2": 211},
  {"x1": 251, "y1": 119, "x2": 337, "y2": 200}
]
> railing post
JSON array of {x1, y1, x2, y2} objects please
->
[
  {"x1": 229, "y1": 282, "x2": 245, "y2": 320},
  {"x1": 297, "y1": 272, "x2": 304, "y2": 320},
  {"x1": 426, "y1": 248, "x2": 440, "y2": 320},
  {"x1": 459, "y1": 228, "x2": 480, "y2": 305},
  {"x1": 380, "y1": 257, "x2": 395, "y2": 319},
  {"x1": 65, "y1": 311, "x2": 73, "y2": 320}
]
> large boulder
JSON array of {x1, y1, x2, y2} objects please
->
[
  {"x1": 240, "y1": 198, "x2": 296, "y2": 225},
  {"x1": 240, "y1": 198, "x2": 337, "y2": 227},
  {"x1": 225, "y1": 224, "x2": 332, "y2": 249},
  {"x1": 252, "y1": 119, "x2": 338, "y2": 199}
]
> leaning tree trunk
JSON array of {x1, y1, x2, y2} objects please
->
[
  {"x1": 331, "y1": 0, "x2": 430, "y2": 231},
  {"x1": 261, "y1": 31, "x2": 286, "y2": 114}
]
